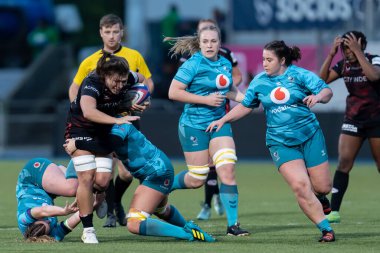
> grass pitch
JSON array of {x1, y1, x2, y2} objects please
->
[{"x1": 1, "y1": 159, "x2": 379, "y2": 253}]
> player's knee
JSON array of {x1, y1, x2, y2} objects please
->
[
  {"x1": 212, "y1": 148, "x2": 237, "y2": 169},
  {"x1": 119, "y1": 169, "x2": 133, "y2": 182},
  {"x1": 72, "y1": 155, "x2": 96, "y2": 172},
  {"x1": 153, "y1": 204, "x2": 169, "y2": 219},
  {"x1": 126, "y1": 208, "x2": 150, "y2": 234},
  {"x1": 95, "y1": 157, "x2": 113, "y2": 173},
  {"x1": 187, "y1": 164, "x2": 209, "y2": 181}
]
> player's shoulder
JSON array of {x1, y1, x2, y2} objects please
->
[
  {"x1": 80, "y1": 49, "x2": 103, "y2": 64},
  {"x1": 366, "y1": 53, "x2": 380, "y2": 65},
  {"x1": 119, "y1": 46, "x2": 144, "y2": 58}
]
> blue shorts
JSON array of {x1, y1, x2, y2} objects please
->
[
  {"x1": 268, "y1": 128, "x2": 328, "y2": 169},
  {"x1": 140, "y1": 152, "x2": 174, "y2": 195},
  {"x1": 178, "y1": 123, "x2": 233, "y2": 152}
]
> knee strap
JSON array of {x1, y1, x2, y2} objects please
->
[
  {"x1": 212, "y1": 148, "x2": 237, "y2": 169},
  {"x1": 127, "y1": 208, "x2": 151, "y2": 222},
  {"x1": 72, "y1": 155, "x2": 96, "y2": 172},
  {"x1": 95, "y1": 157, "x2": 113, "y2": 173},
  {"x1": 187, "y1": 164, "x2": 210, "y2": 180}
]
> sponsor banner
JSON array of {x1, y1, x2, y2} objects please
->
[{"x1": 233, "y1": 0, "x2": 373, "y2": 30}]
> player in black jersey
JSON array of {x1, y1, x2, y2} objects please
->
[
  {"x1": 320, "y1": 31, "x2": 380, "y2": 223},
  {"x1": 65, "y1": 53, "x2": 144, "y2": 243},
  {"x1": 179, "y1": 19, "x2": 243, "y2": 221}
]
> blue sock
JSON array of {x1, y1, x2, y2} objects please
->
[
  {"x1": 171, "y1": 170, "x2": 188, "y2": 191},
  {"x1": 163, "y1": 205, "x2": 186, "y2": 227},
  {"x1": 316, "y1": 219, "x2": 333, "y2": 232},
  {"x1": 65, "y1": 160, "x2": 77, "y2": 179},
  {"x1": 139, "y1": 218, "x2": 191, "y2": 240},
  {"x1": 219, "y1": 183, "x2": 238, "y2": 227}
]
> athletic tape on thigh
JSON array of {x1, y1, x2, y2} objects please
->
[
  {"x1": 95, "y1": 157, "x2": 113, "y2": 173},
  {"x1": 212, "y1": 148, "x2": 237, "y2": 169},
  {"x1": 72, "y1": 155, "x2": 96, "y2": 172},
  {"x1": 187, "y1": 164, "x2": 210, "y2": 180},
  {"x1": 126, "y1": 208, "x2": 151, "y2": 221}
]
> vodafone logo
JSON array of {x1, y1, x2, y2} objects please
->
[
  {"x1": 33, "y1": 162, "x2": 41, "y2": 168},
  {"x1": 270, "y1": 87, "x2": 290, "y2": 104},
  {"x1": 215, "y1": 74, "x2": 230, "y2": 89}
]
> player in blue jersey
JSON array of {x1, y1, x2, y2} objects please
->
[
  {"x1": 165, "y1": 25, "x2": 248, "y2": 236},
  {"x1": 16, "y1": 158, "x2": 80, "y2": 242},
  {"x1": 207, "y1": 40, "x2": 336, "y2": 242},
  {"x1": 320, "y1": 31, "x2": 380, "y2": 223},
  {"x1": 64, "y1": 122, "x2": 216, "y2": 242}
]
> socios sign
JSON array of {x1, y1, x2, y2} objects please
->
[{"x1": 233, "y1": 0, "x2": 373, "y2": 30}]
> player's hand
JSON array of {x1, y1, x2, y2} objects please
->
[
  {"x1": 63, "y1": 139, "x2": 77, "y2": 155},
  {"x1": 206, "y1": 119, "x2": 225, "y2": 132},
  {"x1": 115, "y1": 115, "x2": 140, "y2": 125},
  {"x1": 329, "y1": 36, "x2": 343, "y2": 57},
  {"x1": 63, "y1": 200, "x2": 79, "y2": 215},
  {"x1": 342, "y1": 32, "x2": 362, "y2": 54},
  {"x1": 303, "y1": 94, "x2": 320, "y2": 108},
  {"x1": 131, "y1": 99, "x2": 150, "y2": 113},
  {"x1": 206, "y1": 93, "x2": 226, "y2": 107}
]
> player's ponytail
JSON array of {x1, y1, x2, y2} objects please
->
[{"x1": 264, "y1": 40, "x2": 302, "y2": 66}]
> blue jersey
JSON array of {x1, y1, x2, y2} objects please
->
[
  {"x1": 241, "y1": 65, "x2": 330, "y2": 146},
  {"x1": 16, "y1": 158, "x2": 67, "y2": 241},
  {"x1": 110, "y1": 123, "x2": 173, "y2": 181},
  {"x1": 174, "y1": 51, "x2": 233, "y2": 130}
]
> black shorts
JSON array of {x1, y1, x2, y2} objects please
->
[
  {"x1": 341, "y1": 120, "x2": 380, "y2": 138},
  {"x1": 65, "y1": 125, "x2": 113, "y2": 154}
]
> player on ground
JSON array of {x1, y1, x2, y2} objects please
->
[{"x1": 16, "y1": 158, "x2": 80, "y2": 242}]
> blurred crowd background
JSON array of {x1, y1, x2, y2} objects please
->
[{"x1": 0, "y1": 0, "x2": 379, "y2": 159}]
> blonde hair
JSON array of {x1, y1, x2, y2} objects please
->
[
  {"x1": 163, "y1": 25, "x2": 221, "y2": 58},
  {"x1": 25, "y1": 235, "x2": 57, "y2": 243}
]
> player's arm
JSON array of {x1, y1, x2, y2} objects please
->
[
  {"x1": 80, "y1": 95, "x2": 139, "y2": 125},
  {"x1": 226, "y1": 85, "x2": 244, "y2": 102},
  {"x1": 206, "y1": 103, "x2": 252, "y2": 132},
  {"x1": 68, "y1": 82, "x2": 80, "y2": 102},
  {"x1": 319, "y1": 36, "x2": 342, "y2": 84},
  {"x1": 232, "y1": 66, "x2": 243, "y2": 87},
  {"x1": 30, "y1": 201, "x2": 78, "y2": 219},
  {"x1": 168, "y1": 79, "x2": 225, "y2": 107},
  {"x1": 145, "y1": 77, "x2": 154, "y2": 94}
]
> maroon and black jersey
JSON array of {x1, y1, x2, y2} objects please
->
[
  {"x1": 332, "y1": 53, "x2": 380, "y2": 127},
  {"x1": 66, "y1": 71, "x2": 139, "y2": 132}
]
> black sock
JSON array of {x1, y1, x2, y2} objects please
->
[
  {"x1": 114, "y1": 175, "x2": 133, "y2": 203},
  {"x1": 105, "y1": 179, "x2": 115, "y2": 215},
  {"x1": 331, "y1": 170, "x2": 349, "y2": 211},
  {"x1": 204, "y1": 166, "x2": 218, "y2": 206},
  {"x1": 80, "y1": 213, "x2": 94, "y2": 228}
]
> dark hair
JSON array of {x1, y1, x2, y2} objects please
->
[
  {"x1": 341, "y1": 30, "x2": 367, "y2": 50},
  {"x1": 100, "y1": 14, "x2": 123, "y2": 29},
  {"x1": 24, "y1": 222, "x2": 48, "y2": 239},
  {"x1": 264, "y1": 40, "x2": 301, "y2": 66},
  {"x1": 96, "y1": 53, "x2": 130, "y2": 82}
]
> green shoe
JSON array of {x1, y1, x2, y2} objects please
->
[{"x1": 326, "y1": 211, "x2": 341, "y2": 223}]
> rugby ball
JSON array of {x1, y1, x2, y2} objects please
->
[{"x1": 125, "y1": 83, "x2": 151, "y2": 106}]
